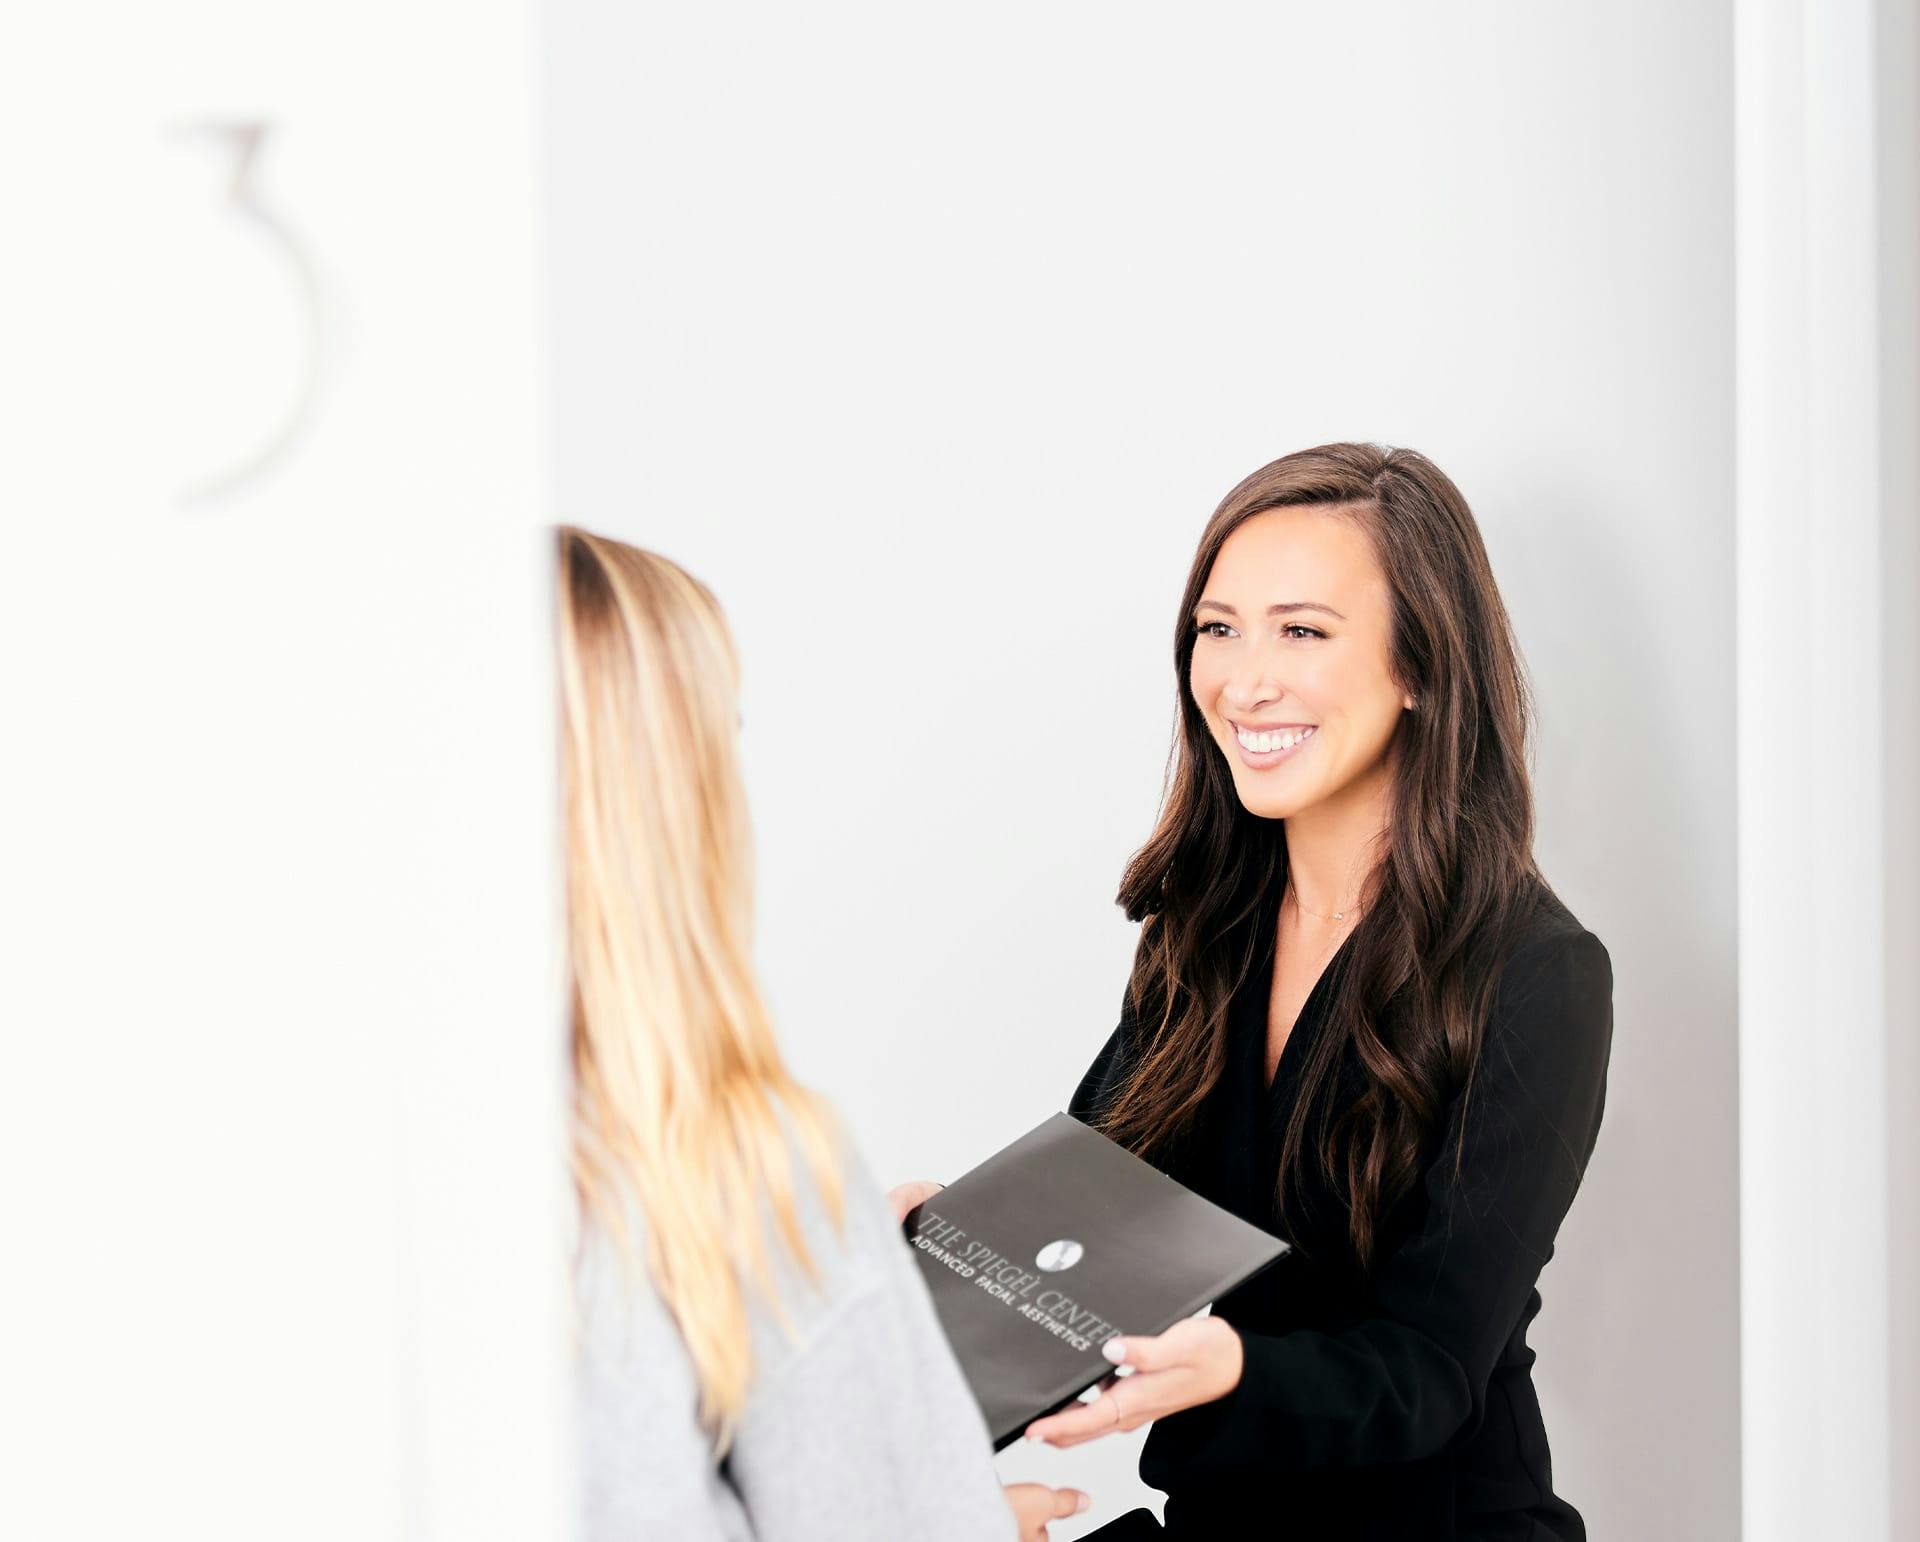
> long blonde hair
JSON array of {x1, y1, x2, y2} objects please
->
[{"x1": 557, "y1": 526, "x2": 845, "y2": 1452}]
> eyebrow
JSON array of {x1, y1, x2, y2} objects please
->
[{"x1": 1194, "y1": 599, "x2": 1348, "y2": 621}]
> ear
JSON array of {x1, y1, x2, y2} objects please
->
[{"x1": 1403, "y1": 693, "x2": 1417, "y2": 711}]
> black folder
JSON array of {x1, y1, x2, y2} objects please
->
[{"x1": 902, "y1": 1111, "x2": 1289, "y2": 1450}]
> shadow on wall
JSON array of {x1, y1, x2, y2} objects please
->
[{"x1": 1485, "y1": 470, "x2": 1740, "y2": 1539}]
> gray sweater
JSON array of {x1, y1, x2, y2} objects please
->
[{"x1": 574, "y1": 1126, "x2": 1014, "y2": 1542}]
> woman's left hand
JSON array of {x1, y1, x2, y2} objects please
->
[{"x1": 1022, "y1": 1316, "x2": 1244, "y2": 1448}]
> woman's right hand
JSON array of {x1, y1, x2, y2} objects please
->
[
  {"x1": 887, "y1": 1179, "x2": 944, "y2": 1224},
  {"x1": 1002, "y1": 1482, "x2": 1090, "y2": 1540}
]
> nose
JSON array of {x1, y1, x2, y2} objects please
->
[{"x1": 1221, "y1": 646, "x2": 1288, "y2": 716}]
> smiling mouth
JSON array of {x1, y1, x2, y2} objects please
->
[
  {"x1": 1234, "y1": 724, "x2": 1316, "y2": 753},
  {"x1": 1229, "y1": 721, "x2": 1317, "y2": 768}
]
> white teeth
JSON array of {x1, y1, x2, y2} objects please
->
[{"x1": 1235, "y1": 725, "x2": 1315, "y2": 753}]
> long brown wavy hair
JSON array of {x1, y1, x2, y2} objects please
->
[{"x1": 1090, "y1": 443, "x2": 1542, "y2": 1275}]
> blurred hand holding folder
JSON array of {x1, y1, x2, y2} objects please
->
[{"x1": 902, "y1": 1112, "x2": 1289, "y2": 1449}]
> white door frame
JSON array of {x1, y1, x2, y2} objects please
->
[{"x1": 1736, "y1": 0, "x2": 1918, "y2": 1535}]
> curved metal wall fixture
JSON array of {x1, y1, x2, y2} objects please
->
[{"x1": 172, "y1": 120, "x2": 324, "y2": 508}]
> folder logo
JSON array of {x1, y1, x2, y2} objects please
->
[{"x1": 1035, "y1": 1239, "x2": 1084, "y2": 1272}]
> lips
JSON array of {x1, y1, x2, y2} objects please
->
[
  {"x1": 1228, "y1": 720, "x2": 1317, "y2": 770},
  {"x1": 1234, "y1": 724, "x2": 1316, "y2": 754}
]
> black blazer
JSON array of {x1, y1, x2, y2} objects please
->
[{"x1": 1071, "y1": 882, "x2": 1613, "y2": 1541}]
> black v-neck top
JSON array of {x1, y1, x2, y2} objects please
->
[{"x1": 1069, "y1": 882, "x2": 1613, "y2": 1541}]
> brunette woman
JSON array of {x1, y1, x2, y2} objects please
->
[{"x1": 898, "y1": 444, "x2": 1612, "y2": 1540}]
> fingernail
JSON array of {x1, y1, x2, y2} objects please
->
[
  {"x1": 1076, "y1": 1494, "x2": 1091, "y2": 1513},
  {"x1": 1102, "y1": 1339, "x2": 1127, "y2": 1364}
]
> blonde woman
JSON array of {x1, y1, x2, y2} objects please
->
[{"x1": 560, "y1": 527, "x2": 1087, "y2": 1542}]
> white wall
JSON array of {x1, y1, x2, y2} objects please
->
[
  {"x1": 542, "y1": 4, "x2": 1739, "y2": 1535},
  {"x1": 0, "y1": 6, "x2": 567, "y2": 1540}
]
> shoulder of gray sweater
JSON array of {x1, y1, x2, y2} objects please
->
[
  {"x1": 571, "y1": 1096, "x2": 900, "y2": 1348},
  {"x1": 738, "y1": 1098, "x2": 909, "y2": 1370}
]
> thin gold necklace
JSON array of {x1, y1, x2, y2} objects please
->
[{"x1": 1286, "y1": 879, "x2": 1362, "y2": 924}]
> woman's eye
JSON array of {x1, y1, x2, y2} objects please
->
[
  {"x1": 1281, "y1": 624, "x2": 1326, "y2": 640},
  {"x1": 1194, "y1": 620, "x2": 1236, "y2": 639}
]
